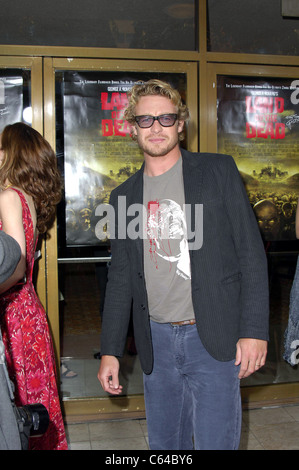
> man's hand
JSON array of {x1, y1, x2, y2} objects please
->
[
  {"x1": 97, "y1": 355, "x2": 123, "y2": 395},
  {"x1": 235, "y1": 338, "x2": 267, "y2": 379}
]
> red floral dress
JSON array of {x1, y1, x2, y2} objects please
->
[{"x1": 0, "y1": 188, "x2": 68, "y2": 450}]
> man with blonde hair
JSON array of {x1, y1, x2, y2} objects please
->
[{"x1": 98, "y1": 79, "x2": 269, "y2": 450}]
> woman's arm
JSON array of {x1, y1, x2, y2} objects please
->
[{"x1": 0, "y1": 189, "x2": 26, "y2": 293}]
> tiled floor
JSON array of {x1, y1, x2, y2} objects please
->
[{"x1": 65, "y1": 404, "x2": 299, "y2": 450}]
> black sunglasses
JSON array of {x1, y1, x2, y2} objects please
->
[{"x1": 135, "y1": 114, "x2": 178, "y2": 128}]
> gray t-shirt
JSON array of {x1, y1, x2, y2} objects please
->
[{"x1": 143, "y1": 157, "x2": 195, "y2": 323}]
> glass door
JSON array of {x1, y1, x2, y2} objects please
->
[
  {"x1": 43, "y1": 58, "x2": 198, "y2": 418},
  {"x1": 207, "y1": 63, "x2": 299, "y2": 406},
  {"x1": 0, "y1": 57, "x2": 46, "y2": 304}
]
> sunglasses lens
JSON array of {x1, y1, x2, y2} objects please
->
[
  {"x1": 136, "y1": 116, "x2": 154, "y2": 128},
  {"x1": 159, "y1": 114, "x2": 177, "y2": 126}
]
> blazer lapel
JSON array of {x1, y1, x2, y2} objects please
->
[
  {"x1": 181, "y1": 149, "x2": 203, "y2": 254},
  {"x1": 182, "y1": 149, "x2": 203, "y2": 205},
  {"x1": 128, "y1": 165, "x2": 144, "y2": 259}
]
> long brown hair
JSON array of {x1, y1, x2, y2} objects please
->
[{"x1": 0, "y1": 122, "x2": 62, "y2": 233}]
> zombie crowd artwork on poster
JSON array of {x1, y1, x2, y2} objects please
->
[
  {"x1": 62, "y1": 71, "x2": 187, "y2": 246},
  {"x1": 217, "y1": 76, "x2": 299, "y2": 242}
]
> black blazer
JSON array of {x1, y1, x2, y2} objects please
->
[{"x1": 100, "y1": 149, "x2": 269, "y2": 374}]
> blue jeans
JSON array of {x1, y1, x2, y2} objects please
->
[{"x1": 143, "y1": 321, "x2": 242, "y2": 450}]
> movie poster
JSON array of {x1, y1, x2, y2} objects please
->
[
  {"x1": 0, "y1": 74, "x2": 25, "y2": 133},
  {"x1": 217, "y1": 76, "x2": 299, "y2": 241},
  {"x1": 62, "y1": 71, "x2": 186, "y2": 246}
]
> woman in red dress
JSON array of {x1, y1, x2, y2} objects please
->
[{"x1": 0, "y1": 123, "x2": 68, "y2": 450}]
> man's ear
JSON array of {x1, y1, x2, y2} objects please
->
[
  {"x1": 129, "y1": 123, "x2": 138, "y2": 139},
  {"x1": 178, "y1": 120, "x2": 185, "y2": 134}
]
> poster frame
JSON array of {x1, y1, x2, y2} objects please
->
[
  {"x1": 49, "y1": 59, "x2": 198, "y2": 253},
  {"x1": 43, "y1": 57, "x2": 198, "y2": 406},
  {"x1": 207, "y1": 63, "x2": 299, "y2": 251}
]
